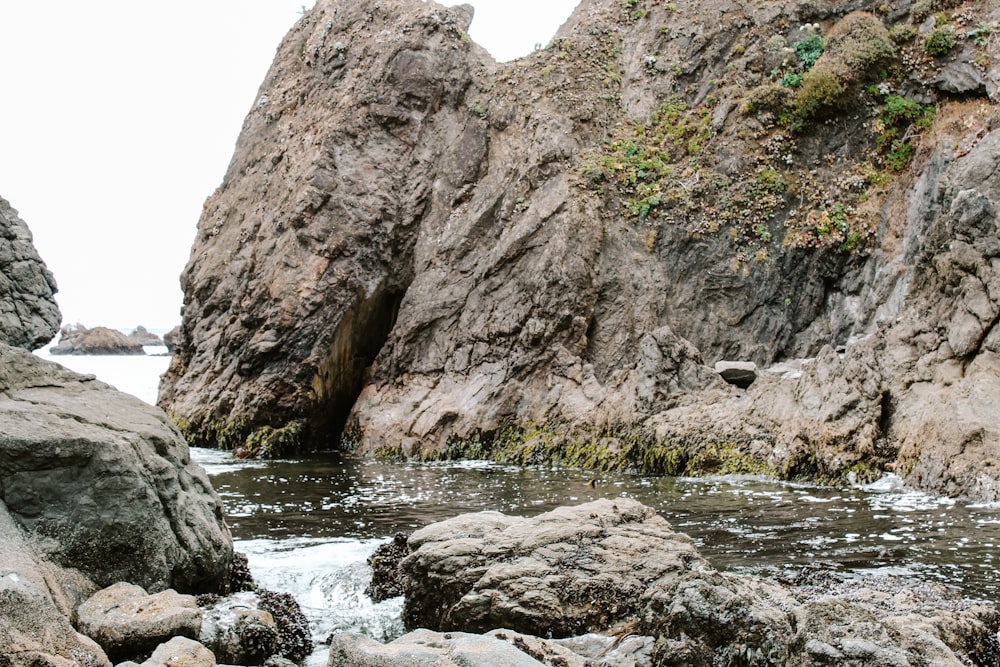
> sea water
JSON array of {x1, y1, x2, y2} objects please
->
[{"x1": 36, "y1": 350, "x2": 1000, "y2": 663}]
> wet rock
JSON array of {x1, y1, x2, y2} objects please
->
[
  {"x1": 400, "y1": 498, "x2": 708, "y2": 635},
  {"x1": 713, "y1": 360, "x2": 757, "y2": 388},
  {"x1": 50, "y1": 323, "x2": 145, "y2": 355},
  {"x1": 365, "y1": 533, "x2": 410, "y2": 602},
  {"x1": 199, "y1": 591, "x2": 279, "y2": 665},
  {"x1": 136, "y1": 637, "x2": 215, "y2": 667},
  {"x1": 219, "y1": 552, "x2": 256, "y2": 595},
  {"x1": 402, "y1": 501, "x2": 1000, "y2": 667},
  {"x1": 76, "y1": 582, "x2": 201, "y2": 663},
  {"x1": 0, "y1": 194, "x2": 60, "y2": 351},
  {"x1": 259, "y1": 589, "x2": 313, "y2": 662},
  {"x1": 0, "y1": 342, "x2": 233, "y2": 592}
]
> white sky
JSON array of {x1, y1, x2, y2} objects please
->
[{"x1": 0, "y1": 0, "x2": 578, "y2": 332}]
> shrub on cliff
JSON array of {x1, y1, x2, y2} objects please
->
[{"x1": 791, "y1": 12, "x2": 895, "y2": 124}]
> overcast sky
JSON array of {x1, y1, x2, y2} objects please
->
[{"x1": 0, "y1": 0, "x2": 578, "y2": 332}]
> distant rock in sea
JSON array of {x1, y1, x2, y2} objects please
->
[
  {"x1": 127, "y1": 325, "x2": 163, "y2": 347},
  {"x1": 163, "y1": 325, "x2": 181, "y2": 353},
  {"x1": 50, "y1": 323, "x2": 145, "y2": 355}
]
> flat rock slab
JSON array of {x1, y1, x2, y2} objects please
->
[
  {"x1": 328, "y1": 629, "x2": 551, "y2": 667},
  {"x1": 77, "y1": 582, "x2": 201, "y2": 663},
  {"x1": 401, "y1": 498, "x2": 708, "y2": 636}
]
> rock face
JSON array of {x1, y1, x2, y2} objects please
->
[
  {"x1": 0, "y1": 342, "x2": 233, "y2": 592},
  {"x1": 160, "y1": 0, "x2": 1000, "y2": 499},
  {"x1": 51, "y1": 323, "x2": 146, "y2": 355},
  {"x1": 0, "y1": 195, "x2": 60, "y2": 350},
  {"x1": 383, "y1": 500, "x2": 1000, "y2": 667}
]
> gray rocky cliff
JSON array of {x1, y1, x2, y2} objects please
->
[
  {"x1": 0, "y1": 195, "x2": 60, "y2": 349},
  {"x1": 161, "y1": 0, "x2": 1000, "y2": 499}
]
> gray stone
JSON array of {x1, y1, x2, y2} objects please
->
[
  {"x1": 0, "y1": 195, "x2": 60, "y2": 350},
  {"x1": 138, "y1": 637, "x2": 215, "y2": 667},
  {"x1": 77, "y1": 583, "x2": 201, "y2": 663},
  {"x1": 401, "y1": 498, "x2": 709, "y2": 636},
  {"x1": 0, "y1": 342, "x2": 232, "y2": 592},
  {"x1": 327, "y1": 629, "x2": 549, "y2": 667},
  {"x1": 934, "y1": 61, "x2": 987, "y2": 95}
]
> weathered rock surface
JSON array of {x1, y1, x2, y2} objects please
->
[
  {"x1": 77, "y1": 583, "x2": 201, "y2": 663},
  {"x1": 135, "y1": 637, "x2": 215, "y2": 667},
  {"x1": 51, "y1": 323, "x2": 146, "y2": 355},
  {"x1": 0, "y1": 341, "x2": 232, "y2": 592},
  {"x1": 160, "y1": 0, "x2": 1000, "y2": 500},
  {"x1": 401, "y1": 498, "x2": 706, "y2": 635},
  {"x1": 0, "y1": 194, "x2": 60, "y2": 350},
  {"x1": 163, "y1": 325, "x2": 181, "y2": 352},
  {"x1": 328, "y1": 629, "x2": 597, "y2": 667},
  {"x1": 393, "y1": 500, "x2": 1000, "y2": 666}
]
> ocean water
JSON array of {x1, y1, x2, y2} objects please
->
[{"x1": 35, "y1": 347, "x2": 170, "y2": 406}]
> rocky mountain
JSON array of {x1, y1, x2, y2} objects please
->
[
  {"x1": 160, "y1": 0, "x2": 1000, "y2": 499},
  {"x1": 0, "y1": 195, "x2": 60, "y2": 350}
]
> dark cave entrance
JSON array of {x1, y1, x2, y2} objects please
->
[{"x1": 308, "y1": 284, "x2": 405, "y2": 449}]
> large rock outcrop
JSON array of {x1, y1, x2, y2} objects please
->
[
  {"x1": 0, "y1": 342, "x2": 233, "y2": 592},
  {"x1": 160, "y1": 0, "x2": 1000, "y2": 499},
  {"x1": 0, "y1": 195, "x2": 60, "y2": 350},
  {"x1": 355, "y1": 500, "x2": 1000, "y2": 666}
]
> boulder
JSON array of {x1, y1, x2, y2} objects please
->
[
  {"x1": 50, "y1": 323, "x2": 145, "y2": 355},
  {"x1": 0, "y1": 341, "x2": 232, "y2": 592},
  {"x1": 77, "y1": 583, "x2": 201, "y2": 663},
  {"x1": 136, "y1": 637, "x2": 215, "y2": 667},
  {"x1": 400, "y1": 498, "x2": 708, "y2": 635},
  {"x1": 328, "y1": 629, "x2": 552, "y2": 667},
  {"x1": 400, "y1": 501, "x2": 1000, "y2": 666},
  {"x1": 0, "y1": 194, "x2": 60, "y2": 351}
]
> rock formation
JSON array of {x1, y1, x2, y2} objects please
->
[
  {"x1": 344, "y1": 499, "x2": 1000, "y2": 666},
  {"x1": 160, "y1": 0, "x2": 1000, "y2": 500},
  {"x1": 0, "y1": 194, "x2": 233, "y2": 665},
  {"x1": 128, "y1": 325, "x2": 165, "y2": 347},
  {"x1": 0, "y1": 195, "x2": 60, "y2": 350},
  {"x1": 51, "y1": 322, "x2": 146, "y2": 355}
]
